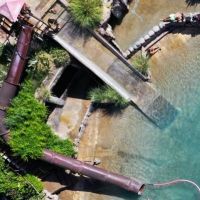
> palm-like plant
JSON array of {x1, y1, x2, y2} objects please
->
[
  {"x1": 133, "y1": 55, "x2": 149, "y2": 76},
  {"x1": 69, "y1": 0, "x2": 103, "y2": 28}
]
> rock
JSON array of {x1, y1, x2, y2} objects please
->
[
  {"x1": 152, "y1": 25, "x2": 160, "y2": 32},
  {"x1": 111, "y1": 0, "x2": 128, "y2": 19},
  {"x1": 46, "y1": 96, "x2": 65, "y2": 107},
  {"x1": 93, "y1": 158, "x2": 101, "y2": 165},
  {"x1": 132, "y1": 44, "x2": 138, "y2": 49},
  {"x1": 138, "y1": 37, "x2": 145, "y2": 44},
  {"x1": 135, "y1": 41, "x2": 142, "y2": 47},
  {"x1": 159, "y1": 22, "x2": 166, "y2": 28},
  {"x1": 128, "y1": 46, "x2": 134, "y2": 52},
  {"x1": 123, "y1": 50, "x2": 131, "y2": 58},
  {"x1": 43, "y1": 190, "x2": 59, "y2": 200},
  {"x1": 112, "y1": 1, "x2": 124, "y2": 19},
  {"x1": 144, "y1": 34, "x2": 150, "y2": 40},
  {"x1": 148, "y1": 30, "x2": 155, "y2": 36}
]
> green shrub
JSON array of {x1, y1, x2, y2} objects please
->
[
  {"x1": 28, "y1": 50, "x2": 52, "y2": 81},
  {"x1": 49, "y1": 47, "x2": 70, "y2": 67},
  {"x1": 24, "y1": 174, "x2": 43, "y2": 193},
  {"x1": 35, "y1": 84, "x2": 51, "y2": 102},
  {"x1": 0, "y1": 157, "x2": 43, "y2": 200},
  {"x1": 6, "y1": 80, "x2": 75, "y2": 160},
  {"x1": 132, "y1": 55, "x2": 149, "y2": 76},
  {"x1": 0, "y1": 64, "x2": 8, "y2": 86},
  {"x1": 69, "y1": 0, "x2": 103, "y2": 28},
  {"x1": 28, "y1": 47, "x2": 70, "y2": 82},
  {"x1": 88, "y1": 86, "x2": 129, "y2": 107}
]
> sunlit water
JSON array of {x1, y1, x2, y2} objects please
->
[
  {"x1": 91, "y1": 13, "x2": 200, "y2": 200},
  {"x1": 96, "y1": 32, "x2": 200, "y2": 200},
  {"x1": 75, "y1": 1, "x2": 200, "y2": 200},
  {"x1": 98, "y1": 1, "x2": 200, "y2": 199}
]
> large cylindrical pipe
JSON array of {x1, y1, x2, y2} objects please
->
[
  {"x1": 0, "y1": 26, "x2": 145, "y2": 195},
  {"x1": 5, "y1": 26, "x2": 33, "y2": 86},
  {"x1": 42, "y1": 150, "x2": 144, "y2": 194},
  {"x1": 0, "y1": 25, "x2": 33, "y2": 141}
]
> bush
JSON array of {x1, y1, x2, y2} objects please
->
[
  {"x1": 6, "y1": 80, "x2": 75, "y2": 160},
  {"x1": 28, "y1": 47, "x2": 70, "y2": 81},
  {"x1": 28, "y1": 50, "x2": 52, "y2": 81},
  {"x1": 0, "y1": 157, "x2": 43, "y2": 200},
  {"x1": 88, "y1": 85, "x2": 129, "y2": 107},
  {"x1": 69, "y1": 0, "x2": 103, "y2": 28},
  {"x1": 49, "y1": 47, "x2": 70, "y2": 67},
  {"x1": 132, "y1": 55, "x2": 149, "y2": 76},
  {"x1": 0, "y1": 64, "x2": 8, "y2": 86}
]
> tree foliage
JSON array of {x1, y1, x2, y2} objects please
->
[
  {"x1": 69, "y1": 0, "x2": 103, "y2": 28},
  {"x1": 6, "y1": 80, "x2": 75, "y2": 161}
]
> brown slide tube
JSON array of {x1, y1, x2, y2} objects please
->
[{"x1": 0, "y1": 26, "x2": 144, "y2": 195}]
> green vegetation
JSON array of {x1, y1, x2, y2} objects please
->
[
  {"x1": 35, "y1": 84, "x2": 51, "y2": 102},
  {"x1": 0, "y1": 43, "x2": 14, "y2": 86},
  {"x1": 28, "y1": 50, "x2": 52, "y2": 81},
  {"x1": 0, "y1": 156, "x2": 43, "y2": 200},
  {"x1": 88, "y1": 86, "x2": 129, "y2": 107},
  {"x1": 49, "y1": 47, "x2": 70, "y2": 67},
  {"x1": 28, "y1": 46, "x2": 70, "y2": 81},
  {"x1": 69, "y1": 0, "x2": 103, "y2": 28},
  {"x1": 0, "y1": 64, "x2": 8, "y2": 86},
  {"x1": 6, "y1": 80, "x2": 75, "y2": 161},
  {"x1": 132, "y1": 55, "x2": 149, "y2": 76}
]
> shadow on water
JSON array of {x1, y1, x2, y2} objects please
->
[
  {"x1": 51, "y1": 174, "x2": 140, "y2": 200},
  {"x1": 92, "y1": 103, "x2": 128, "y2": 117},
  {"x1": 186, "y1": 0, "x2": 200, "y2": 6},
  {"x1": 172, "y1": 26, "x2": 200, "y2": 37}
]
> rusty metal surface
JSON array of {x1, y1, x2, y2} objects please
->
[
  {"x1": 6, "y1": 26, "x2": 33, "y2": 85},
  {"x1": 42, "y1": 149, "x2": 144, "y2": 194},
  {"x1": 0, "y1": 25, "x2": 145, "y2": 195},
  {"x1": 0, "y1": 26, "x2": 33, "y2": 142}
]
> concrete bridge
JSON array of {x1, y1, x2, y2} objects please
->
[{"x1": 26, "y1": 0, "x2": 178, "y2": 128}]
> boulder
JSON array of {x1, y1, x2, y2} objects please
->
[
  {"x1": 152, "y1": 25, "x2": 160, "y2": 32},
  {"x1": 148, "y1": 30, "x2": 155, "y2": 36}
]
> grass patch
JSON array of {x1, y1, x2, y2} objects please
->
[
  {"x1": 6, "y1": 80, "x2": 75, "y2": 161},
  {"x1": 69, "y1": 0, "x2": 103, "y2": 28},
  {"x1": 0, "y1": 156, "x2": 43, "y2": 200},
  {"x1": 132, "y1": 55, "x2": 149, "y2": 76},
  {"x1": 88, "y1": 85, "x2": 129, "y2": 107}
]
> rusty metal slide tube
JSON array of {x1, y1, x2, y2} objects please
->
[
  {"x1": 5, "y1": 26, "x2": 33, "y2": 85},
  {"x1": 0, "y1": 25, "x2": 33, "y2": 141},
  {"x1": 42, "y1": 149, "x2": 145, "y2": 194},
  {"x1": 0, "y1": 25, "x2": 145, "y2": 195}
]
